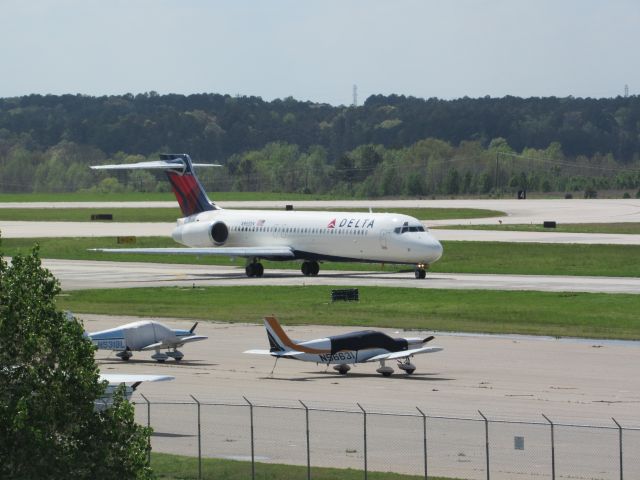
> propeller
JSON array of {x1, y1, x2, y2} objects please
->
[{"x1": 189, "y1": 322, "x2": 199, "y2": 334}]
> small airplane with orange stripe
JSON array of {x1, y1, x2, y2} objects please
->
[{"x1": 245, "y1": 316, "x2": 442, "y2": 376}]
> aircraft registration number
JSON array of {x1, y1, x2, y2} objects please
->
[
  {"x1": 95, "y1": 339, "x2": 126, "y2": 350},
  {"x1": 319, "y1": 352, "x2": 355, "y2": 362}
]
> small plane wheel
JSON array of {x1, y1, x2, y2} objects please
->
[
  {"x1": 415, "y1": 268, "x2": 426, "y2": 279},
  {"x1": 405, "y1": 368, "x2": 415, "y2": 375},
  {"x1": 121, "y1": 356, "x2": 130, "y2": 361},
  {"x1": 156, "y1": 359, "x2": 166, "y2": 363},
  {"x1": 338, "y1": 368, "x2": 349, "y2": 375},
  {"x1": 382, "y1": 371, "x2": 393, "y2": 377}
]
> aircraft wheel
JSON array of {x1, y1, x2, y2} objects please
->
[
  {"x1": 415, "y1": 268, "x2": 426, "y2": 279},
  {"x1": 156, "y1": 359, "x2": 166, "y2": 363},
  {"x1": 245, "y1": 264, "x2": 254, "y2": 277},
  {"x1": 382, "y1": 371, "x2": 392, "y2": 377},
  {"x1": 121, "y1": 356, "x2": 130, "y2": 361},
  {"x1": 254, "y1": 263, "x2": 264, "y2": 277},
  {"x1": 246, "y1": 263, "x2": 263, "y2": 277},
  {"x1": 404, "y1": 368, "x2": 415, "y2": 375},
  {"x1": 310, "y1": 261, "x2": 320, "y2": 276},
  {"x1": 301, "y1": 262, "x2": 312, "y2": 276}
]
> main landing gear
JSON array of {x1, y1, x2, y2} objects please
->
[
  {"x1": 245, "y1": 260, "x2": 264, "y2": 277},
  {"x1": 375, "y1": 358, "x2": 417, "y2": 376},
  {"x1": 116, "y1": 349, "x2": 132, "y2": 361},
  {"x1": 301, "y1": 260, "x2": 320, "y2": 276},
  {"x1": 333, "y1": 364, "x2": 351, "y2": 375}
]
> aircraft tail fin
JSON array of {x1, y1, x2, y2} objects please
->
[
  {"x1": 263, "y1": 316, "x2": 296, "y2": 353},
  {"x1": 189, "y1": 321, "x2": 199, "y2": 334},
  {"x1": 91, "y1": 154, "x2": 221, "y2": 217}
]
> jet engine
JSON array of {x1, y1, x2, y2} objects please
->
[{"x1": 172, "y1": 220, "x2": 229, "y2": 247}]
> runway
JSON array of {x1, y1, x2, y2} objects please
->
[
  {"x1": 44, "y1": 258, "x2": 640, "y2": 294},
  {"x1": 4, "y1": 198, "x2": 640, "y2": 226}
]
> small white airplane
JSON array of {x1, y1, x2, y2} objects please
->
[
  {"x1": 96, "y1": 373, "x2": 174, "y2": 410},
  {"x1": 88, "y1": 320, "x2": 207, "y2": 362},
  {"x1": 245, "y1": 316, "x2": 443, "y2": 376},
  {"x1": 90, "y1": 153, "x2": 443, "y2": 278}
]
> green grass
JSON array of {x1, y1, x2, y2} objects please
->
[
  {"x1": 0, "y1": 207, "x2": 503, "y2": 222},
  {"x1": 57, "y1": 286, "x2": 640, "y2": 340},
  {"x1": 434, "y1": 223, "x2": 640, "y2": 235},
  {"x1": 3, "y1": 237, "x2": 639, "y2": 277},
  {"x1": 150, "y1": 452, "x2": 457, "y2": 480},
  {"x1": 430, "y1": 241, "x2": 640, "y2": 277}
]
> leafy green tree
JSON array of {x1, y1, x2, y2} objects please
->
[{"x1": 0, "y1": 245, "x2": 152, "y2": 479}]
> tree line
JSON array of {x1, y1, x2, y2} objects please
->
[{"x1": 1, "y1": 92, "x2": 640, "y2": 196}]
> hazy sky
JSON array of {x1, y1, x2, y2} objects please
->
[{"x1": 2, "y1": 0, "x2": 639, "y2": 105}]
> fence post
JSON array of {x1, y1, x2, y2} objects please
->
[
  {"x1": 243, "y1": 396, "x2": 256, "y2": 480},
  {"x1": 542, "y1": 414, "x2": 555, "y2": 480},
  {"x1": 357, "y1": 403, "x2": 368, "y2": 480},
  {"x1": 140, "y1": 393, "x2": 151, "y2": 466},
  {"x1": 190, "y1": 395, "x2": 202, "y2": 480},
  {"x1": 478, "y1": 410, "x2": 490, "y2": 480},
  {"x1": 300, "y1": 401, "x2": 311, "y2": 480},
  {"x1": 612, "y1": 418, "x2": 623, "y2": 480},
  {"x1": 416, "y1": 407, "x2": 428, "y2": 480}
]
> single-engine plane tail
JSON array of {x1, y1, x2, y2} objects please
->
[
  {"x1": 264, "y1": 316, "x2": 296, "y2": 353},
  {"x1": 91, "y1": 153, "x2": 220, "y2": 217}
]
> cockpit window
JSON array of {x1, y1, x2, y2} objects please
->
[{"x1": 394, "y1": 224, "x2": 426, "y2": 234}]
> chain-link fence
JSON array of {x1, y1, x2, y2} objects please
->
[{"x1": 134, "y1": 396, "x2": 639, "y2": 480}]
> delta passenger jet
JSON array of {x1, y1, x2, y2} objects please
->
[{"x1": 91, "y1": 154, "x2": 443, "y2": 278}]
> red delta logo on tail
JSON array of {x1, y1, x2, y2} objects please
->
[{"x1": 327, "y1": 218, "x2": 336, "y2": 229}]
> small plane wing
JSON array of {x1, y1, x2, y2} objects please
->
[
  {"x1": 139, "y1": 335, "x2": 207, "y2": 351},
  {"x1": 367, "y1": 346, "x2": 443, "y2": 362},
  {"x1": 175, "y1": 335, "x2": 208, "y2": 345},
  {"x1": 100, "y1": 373, "x2": 175, "y2": 384},
  {"x1": 244, "y1": 349, "x2": 306, "y2": 357},
  {"x1": 89, "y1": 246, "x2": 295, "y2": 259}
]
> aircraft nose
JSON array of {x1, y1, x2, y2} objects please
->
[{"x1": 428, "y1": 236, "x2": 443, "y2": 262}]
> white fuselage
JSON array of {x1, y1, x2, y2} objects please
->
[{"x1": 172, "y1": 209, "x2": 443, "y2": 265}]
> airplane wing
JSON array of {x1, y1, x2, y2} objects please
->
[
  {"x1": 100, "y1": 374, "x2": 175, "y2": 384},
  {"x1": 367, "y1": 346, "x2": 443, "y2": 362},
  {"x1": 138, "y1": 335, "x2": 207, "y2": 351},
  {"x1": 89, "y1": 246, "x2": 295, "y2": 259},
  {"x1": 175, "y1": 335, "x2": 208, "y2": 346},
  {"x1": 244, "y1": 349, "x2": 306, "y2": 357}
]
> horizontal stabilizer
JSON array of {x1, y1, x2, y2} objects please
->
[
  {"x1": 89, "y1": 246, "x2": 295, "y2": 259},
  {"x1": 91, "y1": 160, "x2": 220, "y2": 173},
  {"x1": 367, "y1": 346, "x2": 443, "y2": 362}
]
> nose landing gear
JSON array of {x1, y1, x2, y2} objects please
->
[{"x1": 414, "y1": 263, "x2": 428, "y2": 279}]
